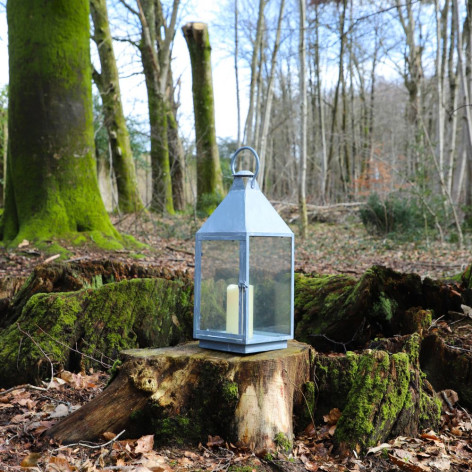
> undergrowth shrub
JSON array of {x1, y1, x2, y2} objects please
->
[{"x1": 359, "y1": 192, "x2": 438, "y2": 239}]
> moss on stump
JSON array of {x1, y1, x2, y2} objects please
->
[
  {"x1": 295, "y1": 265, "x2": 462, "y2": 351},
  {"x1": 1, "y1": 259, "x2": 190, "y2": 329},
  {"x1": 0, "y1": 277, "x2": 193, "y2": 387},
  {"x1": 313, "y1": 334, "x2": 441, "y2": 453}
]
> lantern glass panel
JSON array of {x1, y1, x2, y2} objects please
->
[
  {"x1": 199, "y1": 239, "x2": 240, "y2": 333},
  {"x1": 250, "y1": 236, "x2": 292, "y2": 337}
]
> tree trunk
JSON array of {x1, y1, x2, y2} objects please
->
[
  {"x1": 139, "y1": 0, "x2": 174, "y2": 214},
  {"x1": 166, "y1": 69, "x2": 187, "y2": 211},
  {"x1": 258, "y1": 0, "x2": 285, "y2": 192},
  {"x1": 0, "y1": 98, "x2": 6, "y2": 206},
  {"x1": 3, "y1": 0, "x2": 119, "y2": 246},
  {"x1": 298, "y1": 0, "x2": 308, "y2": 239},
  {"x1": 182, "y1": 22, "x2": 223, "y2": 213},
  {"x1": 244, "y1": 0, "x2": 265, "y2": 150},
  {"x1": 90, "y1": 0, "x2": 144, "y2": 214},
  {"x1": 46, "y1": 341, "x2": 313, "y2": 450},
  {"x1": 234, "y1": 0, "x2": 241, "y2": 147},
  {"x1": 326, "y1": 0, "x2": 347, "y2": 201}
]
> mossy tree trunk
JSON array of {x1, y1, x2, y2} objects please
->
[
  {"x1": 166, "y1": 69, "x2": 188, "y2": 211},
  {"x1": 46, "y1": 341, "x2": 313, "y2": 450},
  {"x1": 167, "y1": 107, "x2": 187, "y2": 211},
  {"x1": 0, "y1": 87, "x2": 7, "y2": 206},
  {"x1": 182, "y1": 22, "x2": 224, "y2": 213},
  {"x1": 3, "y1": 0, "x2": 119, "y2": 246},
  {"x1": 90, "y1": 0, "x2": 144, "y2": 214}
]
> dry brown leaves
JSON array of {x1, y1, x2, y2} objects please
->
[{"x1": 0, "y1": 212, "x2": 470, "y2": 282}]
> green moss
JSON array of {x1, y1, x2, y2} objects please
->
[
  {"x1": 222, "y1": 382, "x2": 239, "y2": 403},
  {"x1": 299, "y1": 381, "x2": 316, "y2": 426},
  {"x1": 372, "y1": 293, "x2": 397, "y2": 321},
  {"x1": 334, "y1": 350, "x2": 410, "y2": 451},
  {"x1": 274, "y1": 432, "x2": 292, "y2": 453},
  {"x1": 153, "y1": 415, "x2": 193, "y2": 445},
  {"x1": 107, "y1": 359, "x2": 122, "y2": 385},
  {"x1": 72, "y1": 235, "x2": 88, "y2": 246},
  {"x1": 121, "y1": 233, "x2": 148, "y2": 250},
  {"x1": 229, "y1": 467, "x2": 263, "y2": 472},
  {"x1": 4, "y1": 0, "x2": 122, "y2": 247},
  {"x1": 294, "y1": 273, "x2": 357, "y2": 342},
  {"x1": 34, "y1": 241, "x2": 71, "y2": 259},
  {"x1": 314, "y1": 351, "x2": 359, "y2": 418},
  {"x1": 147, "y1": 364, "x2": 239, "y2": 445},
  {"x1": 0, "y1": 277, "x2": 194, "y2": 387},
  {"x1": 130, "y1": 253, "x2": 147, "y2": 260},
  {"x1": 419, "y1": 390, "x2": 441, "y2": 426}
]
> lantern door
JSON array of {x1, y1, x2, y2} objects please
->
[
  {"x1": 194, "y1": 237, "x2": 246, "y2": 342},
  {"x1": 247, "y1": 235, "x2": 294, "y2": 343}
]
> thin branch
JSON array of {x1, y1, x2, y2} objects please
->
[
  {"x1": 0, "y1": 384, "x2": 48, "y2": 396},
  {"x1": 35, "y1": 324, "x2": 114, "y2": 369},
  {"x1": 117, "y1": 0, "x2": 138, "y2": 17},
  {"x1": 55, "y1": 429, "x2": 126, "y2": 450},
  {"x1": 17, "y1": 323, "x2": 55, "y2": 390}
]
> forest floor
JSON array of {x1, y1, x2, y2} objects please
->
[
  {"x1": 0, "y1": 208, "x2": 470, "y2": 280},
  {"x1": 1, "y1": 209, "x2": 472, "y2": 471}
]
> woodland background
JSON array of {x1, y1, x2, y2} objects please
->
[{"x1": 2, "y1": 0, "x2": 472, "y2": 245}]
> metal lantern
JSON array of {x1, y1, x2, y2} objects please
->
[{"x1": 194, "y1": 146, "x2": 294, "y2": 354}]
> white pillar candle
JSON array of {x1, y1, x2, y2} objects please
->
[
  {"x1": 226, "y1": 284, "x2": 254, "y2": 337},
  {"x1": 226, "y1": 284, "x2": 239, "y2": 334}
]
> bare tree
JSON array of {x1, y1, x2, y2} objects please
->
[
  {"x1": 90, "y1": 0, "x2": 144, "y2": 214},
  {"x1": 298, "y1": 0, "x2": 308, "y2": 238}
]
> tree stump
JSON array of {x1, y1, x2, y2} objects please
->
[
  {"x1": 46, "y1": 341, "x2": 313, "y2": 450},
  {"x1": 0, "y1": 276, "x2": 193, "y2": 387},
  {"x1": 313, "y1": 334, "x2": 441, "y2": 453}
]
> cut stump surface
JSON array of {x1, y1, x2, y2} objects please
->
[{"x1": 47, "y1": 340, "x2": 313, "y2": 450}]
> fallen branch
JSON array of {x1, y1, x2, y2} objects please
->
[
  {"x1": 0, "y1": 384, "x2": 49, "y2": 396},
  {"x1": 56, "y1": 429, "x2": 126, "y2": 450}
]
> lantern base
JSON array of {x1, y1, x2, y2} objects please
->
[{"x1": 198, "y1": 339, "x2": 287, "y2": 354}]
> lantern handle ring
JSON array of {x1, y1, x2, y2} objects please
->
[{"x1": 230, "y1": 146, "x2": 260, "y2": 185}]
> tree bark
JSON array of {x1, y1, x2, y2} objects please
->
[
  {"x1": 244, "y1": 0, "x2": 265, "y2": 150},
  {"x1": 166, "y1": 68, "x2": 188, "y2": 211},
  {"x1": 3, "y1": 0, "x2": 119, "y2": 246},
  {"x1": 90, "y1": 0, "x2": 144, "y2": 214},
  {"x1": 298, "y1": 0, "x2": 308, "y2": 239},
  {"x1": 258, "y1": 0, "x2": 285, "y2": 192},
  {"x1": 0, "y1": 98, "x2": 6, "y2": 206},
  {"x1": 139, "y1": 0, "x2": 175, "y2": 214},
  {"x1": 182, "y1": 22, "x2": 223, "y2": 213},
  {"x1": 46, "y1": 341, "x2": 313, "y2": 450}
]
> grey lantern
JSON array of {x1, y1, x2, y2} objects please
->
[{"x1": 194, "y1": 146, "x2": 294, "y2": 354}]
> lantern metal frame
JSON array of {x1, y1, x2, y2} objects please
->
[{"x1": 193, "y1": 146, "x2": 294, "y2": 354}]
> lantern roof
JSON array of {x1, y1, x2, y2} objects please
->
[{"x1": 197, "y1": 148, "x2": 293, "y2": 237}]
